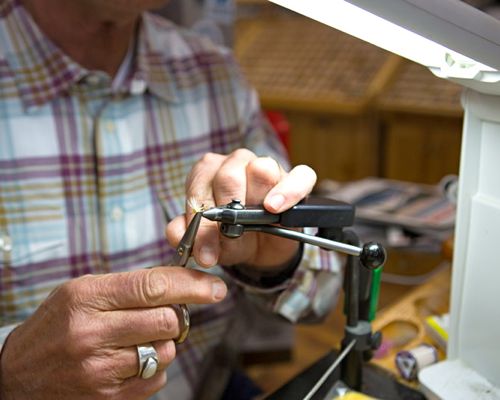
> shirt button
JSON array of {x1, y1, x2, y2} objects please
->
[
  {"x1": 104, "y1": 120, "x2": 115, "y2": 133},
  {"x1": 111, "y1": 206, "x2": 124, "y2": 221},
  {"x1": 86, "y1": 74, "x2": 101, "y2": 85},
  {"x1": 130, "y1": 79, "x2": 146, "y2": 95},
  {"x1": 0, "y1": 235, "x2": 12, "y2": 252}
]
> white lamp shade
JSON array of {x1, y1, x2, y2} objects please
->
[{"x1": 269, "y1": 0, "x2": 500, "y2": 91}]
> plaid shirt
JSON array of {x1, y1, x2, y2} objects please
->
[{"x1": 0, "y1": 1, "x2": 342, "y2": 398}]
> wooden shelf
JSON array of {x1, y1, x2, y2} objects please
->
[
  {"x1": 235, "y1": 14, "x2": 398, "y2": 113},
  {"x1": 377, "y1": 61, "x2": 463, "y2": 117},
  {"x1": 234, "y1": 5, "x2": 464, "y2": 184}
]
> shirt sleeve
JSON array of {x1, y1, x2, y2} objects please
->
[
  {"x1": 223, "y1": 230, "x2": 344, "y2": 323},
  {"x1": 272, "y1": 238, "x2": 344, "y2": 322},
  {"x1": 222, "y1": 52, "x2": 345, "y2": 323}
]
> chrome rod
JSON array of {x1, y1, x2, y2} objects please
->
[
  {"x1": 303, "y1": 339, "x2": 356, "y2": 400},
  {"x1": 245, "y1": 225, "x2": 362, "y2": 256}
]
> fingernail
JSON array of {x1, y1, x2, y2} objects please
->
[
  {"x1": 200, "y1": 245, "x2": 217, "y2": 266},
  {"x1": 268, "y1": 194, "x2": 285, "y2": 211},
  {"x1": 212, "y1": 281, "x2": 227, "y2": 300}
]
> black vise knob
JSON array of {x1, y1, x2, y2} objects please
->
[{"x1": 360, "y1": 242, "x2": 386, "y2": 269}]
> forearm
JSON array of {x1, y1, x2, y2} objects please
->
[{"x1": 223, "y1": 242, "x2": 303, "y2": 291}]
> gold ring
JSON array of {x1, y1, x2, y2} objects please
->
[{"x1": 175, "y1": 304, "x2": 191, "y2": 344}]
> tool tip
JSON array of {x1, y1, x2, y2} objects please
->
[{"x1": 201, "y1": 208, "x2": 218, "y2": 220}]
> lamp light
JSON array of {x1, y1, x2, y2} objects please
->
[{"x1": 270, "y1": 0, "x2": 500, "y2": 90}]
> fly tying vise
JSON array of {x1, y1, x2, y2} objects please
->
[
  {"x1": 172, "y1": 196, "x2": 387, "y2": 392},
  {"x1": 201, "y1": 197, "x2": 387, "y2": 391},
  {"x1": 202, "y1": 198, "x2": 386, "y2": 270}
]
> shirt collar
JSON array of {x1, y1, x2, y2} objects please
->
[
  {"x1": 2, "y1": 1, "x2": 180, "y2": 111},
  {"x1": 2, "y1": 0, "x2": 87, "y2": 111},
  {"x1": 134, "y1": 13, "x2": 181, "y2": 104}
]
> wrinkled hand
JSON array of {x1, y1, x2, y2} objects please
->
[
  {"x1": 0, "y1": 268, "x2": 227, "y2": 400},
  {"x1": 166, "y1": 149, "x2": 317, "y2": 270}
]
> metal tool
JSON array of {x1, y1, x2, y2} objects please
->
[
  {"x1": 303, "y1": 339, "x2": 356, "y2": 400},
  {"x1": 168, "y1": 211, "x2": 203, "y2": 344},
  {"x1": 169, "y1": 211, "x2": 203, "y2": 266},
  {"x1": 202, "y1": 198, "x2": 386, "y2": 270},
  {"x1": 203, "y1": 197, "x2": 387, "y2": 391}
]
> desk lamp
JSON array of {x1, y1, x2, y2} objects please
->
[{"x1": 267, "y1": 1, "x2": 500, "y2": 398}]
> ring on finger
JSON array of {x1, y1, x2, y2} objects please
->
[
  {"x1": 174, "y1": 304, "x2": 191, "y2": 344},
  {"x1": 136, "y1": 343, "x2": 159, "y2": 379}
]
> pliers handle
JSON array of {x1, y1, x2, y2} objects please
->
[{"x1": 167, "y1": 211, "x2": 203, "y2": 344}]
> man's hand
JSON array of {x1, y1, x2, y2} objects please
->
[
  {"x1": 166, "y1": 149, "x2": 317, "y2": 270},
  {"x1": 0, "y1": 268, "x2": 227, "y2": 400}
]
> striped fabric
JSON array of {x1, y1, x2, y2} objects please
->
[{"x1": 0, "y1": 1, "x2": 342, "y2": 398}]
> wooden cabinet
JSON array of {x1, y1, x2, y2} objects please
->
[
  {"x1": 377, "y1": 61, "x2": 463, "y2": 184},
  {"x1": 381, "y1": 114, "x2": 462, "y2": 184},
  {"x1": 285, "y1": 112, "x2": 380, "y2": 182},
  {"x1": 235, "y1": 6, "x2": 464, "y2": 184}
]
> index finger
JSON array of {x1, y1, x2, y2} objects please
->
[
  {"x1": 263, "y1": 164, "x2": 317, "y2": 213},
  {"x1": 79, "y1": 267, "x2": 227, "y2": 311},
  {"x1": 185, "y1": 149, "x2": 256, "y2": 267}
]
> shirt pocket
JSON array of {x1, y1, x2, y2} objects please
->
[
  {"x1": 0, "y1": 210, "x2": 68, "y2": 320},
  {"x1": 0, "y1": 195, "x2": 68, "y2": 270},
  {"x1": 0, "y1": 235, "x2": 67, "y2": 268}
]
